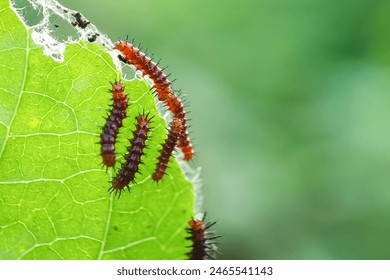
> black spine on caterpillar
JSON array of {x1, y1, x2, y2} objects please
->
[
  {"x1": 109, "y1": 114, "x2": 151, "y2": 197},
  {"x1": 152, "y1": 118, "x2": 183, "y2": 181},
  {"x1": 100, "y1": 81, "x2": 128, "y2": 169}
]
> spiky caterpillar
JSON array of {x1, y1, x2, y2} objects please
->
[
  {"x1": 152, "y1": 118, "x2": 183, "y2": 181},
  {"x1": 114, "y1": 40, "x2": 172, "y2": 102},
  {"x1": 109, "y1": 114, "x2": 151, "y2": 197},
  {"x1": 100, "y1": 81, "x2": 128, "y2": 168},
  {"x1": 165, "y1": 93, "x2": 194, "y2": 160},
  {"x1": 186, "y1": 214, "x2": 220, "y2": 260},
  {"x1": 114, "y1": 40, "x2": 194, "y2": 160}
]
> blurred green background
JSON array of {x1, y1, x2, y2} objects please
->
[{"x1": 54, "y1": 0, "x2": 390, "y2": 259}]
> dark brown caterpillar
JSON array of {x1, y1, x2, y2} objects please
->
[
  {"x1": 100, "y1": 81, "x2": 128, "y2": 169},
  {"x1": 186, "y1": 213, "x2": 220, "y2": 260},
  {"x1": 109, "y1": 114, "x2": 151, "y2": 197},
  {"x1": 152, "y1": 118, "x2": 183, "y2": 181}
]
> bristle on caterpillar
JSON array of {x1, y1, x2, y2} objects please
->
[
  {"x1": 152, "y1": 118, "x2": 183, "y2": 181},
  {"x1": 100, "y1": 81, "x2": 128, "y2": 168},
  {"x1": 109, "y1": 113, "x2": 151, "y2": 197}
]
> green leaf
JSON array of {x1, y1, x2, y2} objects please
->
[{"x1": 0, "y1": 0, "x2": 194, "y2": 259}]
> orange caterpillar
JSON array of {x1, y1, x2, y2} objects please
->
[
  {"x1": 114, "y1": 40, "x2": 194, "y2": 160},
  {"x1": 165, "y1": 94, "x2": 193, "y2": 160},
  {"x1": 114, "y1": 40, "x2": 171, "y2": 102}
]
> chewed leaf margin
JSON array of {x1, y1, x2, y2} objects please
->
[{"x1": 0, "y1": 0, "x2": 195, "y2": 260}]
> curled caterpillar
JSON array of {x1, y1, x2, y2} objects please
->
[
  {"x1": 186, "y1": 213, "x2": 220, "y2": 260},
  {"x1": 100, "y1": 81, "x2": 128, "y2": 168},
  {"x1": 109, "y1": 113, "x2": 151, "y2": 197},
  {"x1": 152, "y1": 118, "x2": 183, "y2": 181},
  {"x1": 114, "y1": 40, "x2": 194, "y2": 160}
]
